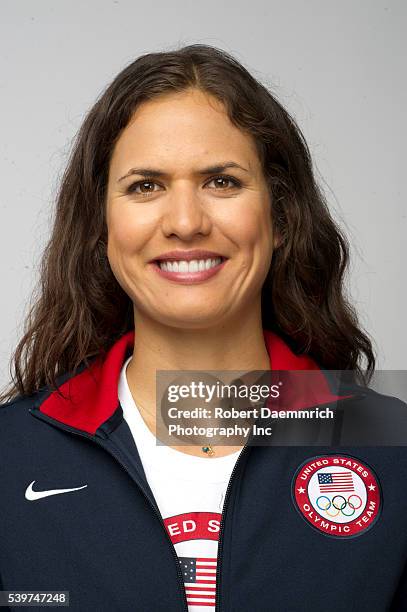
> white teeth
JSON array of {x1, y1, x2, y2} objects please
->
[{"x1": 159, "y1": 257, "x2": 222, "y2": 273}]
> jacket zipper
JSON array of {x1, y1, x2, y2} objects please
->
[
  {"x1": 215, "y1": 441, "x2": 251, "y2": 612},
  {"x1": 29, "y1": 408, "x2": 189, "y2": 612}
]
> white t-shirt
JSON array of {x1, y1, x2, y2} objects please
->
[{"x1": 118, "y1": 356, "x2": 241, "y2": 611}]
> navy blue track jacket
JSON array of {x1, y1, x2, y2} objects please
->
[{"x1": 1, "y1": 329, "x2": 407, "y2": 611}]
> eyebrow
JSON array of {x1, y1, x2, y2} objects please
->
[{"x1": 117, "y1": 161, "x2": 249, "y2": 183}]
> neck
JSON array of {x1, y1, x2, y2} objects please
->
[{"x1": 126, "y1": 303, "x2": 271, "y2": 412}]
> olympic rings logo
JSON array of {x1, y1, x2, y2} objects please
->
[{"x1": 315, "y1": 494, "x2": 363, "y2": 517}]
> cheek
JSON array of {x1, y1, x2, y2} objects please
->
[
  {"x1": 106, "y1": 203, "x2": 154, "y2": 260},
  {"x1": 232, "y1": 202, "x2": 274, "y2": 287},
  {"x1": 106, "y1": 210, "x2": 150, "y2": 300},
  {"x1": 228, "y1": 202, "x2": 273, "y2": 257},
  {"x1": 108, "y1": 225, "x2": 138, "y2": 257},
  {"x1": 106, "y1": 209, "x2": 145, "y2": 292}
]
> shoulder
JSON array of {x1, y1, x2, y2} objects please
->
[
  {"x1": 0, "y1": 389, "x2": 49, "y2": 441},
  {"x1": 339, "y1": 384, "x2": 407, "y2": 445},
  {"x1": 0, "y1": 366, "x2": 81, "y2": 434},
  {"x1": 0, "y1": 392, "x2": 36, "y2": 417},
  {"x1": 346, "y1": 383, "x2": 407, "y2": 411}
]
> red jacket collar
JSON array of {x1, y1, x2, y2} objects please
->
[{"x1": 38, "y1": 329, "x2": 343, "y2": 435}]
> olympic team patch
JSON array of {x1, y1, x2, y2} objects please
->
[{"x1": 292, "y1": 455, "x2": 382, "y2": 538}]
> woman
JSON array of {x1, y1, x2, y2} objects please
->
[{"x1": 0, "y1": 45, "x2": 406, "y2": 611}]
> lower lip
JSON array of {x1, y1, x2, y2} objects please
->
[{"x1": 150, "y1": 259, "x2": 228, "y2": 284}]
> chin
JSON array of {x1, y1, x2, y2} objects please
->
[{"x1": 154, "y1": 309, "x2": 227, "y2": 330}]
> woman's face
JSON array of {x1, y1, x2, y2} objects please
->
[{"x1": 106, "y1": 88, "x2": 277, "y2": 330}]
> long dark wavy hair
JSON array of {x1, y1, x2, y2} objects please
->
[{"x1": 0, "y1": 44, "x2": 375, "y2": 402}]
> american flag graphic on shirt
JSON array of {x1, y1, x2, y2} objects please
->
[
  {"x1": 318, "y1": 471, "x2": 354, "y2": 493},
  {"x1": 179, "y1": 556, "x2": 217, "y2": 607}
]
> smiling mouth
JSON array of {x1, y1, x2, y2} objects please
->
[
  {"x1": 155, "y1": 256, "x2": 226, "y2": 273},
  {"x1": 150, "y1": 256, "x2": 228, "y2": 284}
]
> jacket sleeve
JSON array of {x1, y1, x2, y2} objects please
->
[
  {"x1": 0, "y1": 571, "x2": 11, "y2": 611},
  {"x1": 391, "y1": 562, "x2": 407, "y2": 610}
]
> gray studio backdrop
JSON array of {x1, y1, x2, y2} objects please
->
[{"x1": 0, "y1": 0, "x2": 405, "y2": 393}]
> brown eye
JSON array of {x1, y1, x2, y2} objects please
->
[
  {"x1": 206, "y1": 175, "x2": 241, "y2": 189},
  {"x1": 127, "y1": 180, "x2": 162, "y2": 196}
]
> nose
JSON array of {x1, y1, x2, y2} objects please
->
[{"x1": 160, "y1": 185, "x2": 212, "y2": 240}]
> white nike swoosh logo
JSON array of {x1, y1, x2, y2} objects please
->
[{"x1": 25, "y1": 480, "x2": 88, "y2": 501}]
